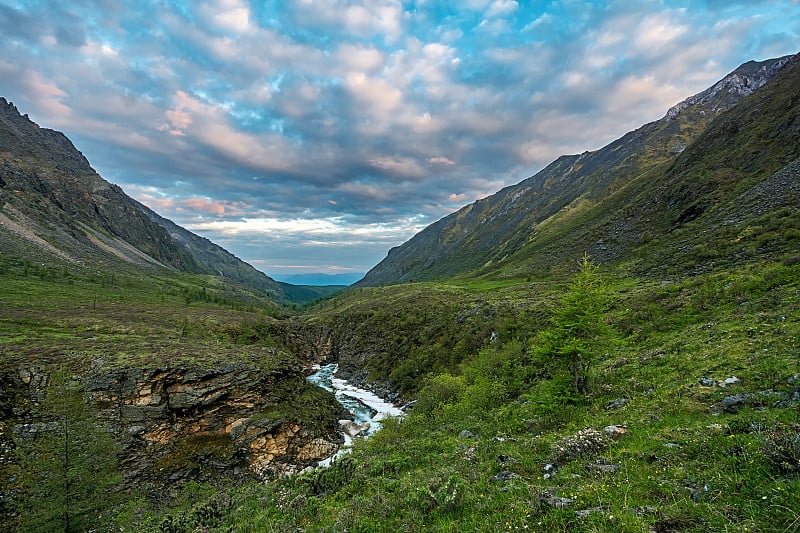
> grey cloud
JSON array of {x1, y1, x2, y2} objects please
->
[
  {"x1": 0, "y1": 5, "x2": 42, "y2": 43},
  {"x1": 1, "y1": 0, "x2": 798, "y2": 276}
]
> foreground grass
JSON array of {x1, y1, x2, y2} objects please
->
[{"x1": 144, "y1": 256, "x2": 799, "y2": 532}]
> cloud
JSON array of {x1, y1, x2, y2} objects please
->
[
  {"x1": 369, "y1": 156, "x2": 427, "y2": 180},
  {"x1": 182, "y1": 197, "x2": 239, "y2": 217},
  {"x1": 199, "y1": 0, "x2": 252, "y2": 34},
  {"x1": 486, "y1": 0, "x2": 519, "y2": 18},
  {"x1": 0, "y1": 0, "x2": 798, "y2": 276},
  {"x1": 287, "y1": 0, "x2": 406, "y2": 43},
  {"x1": 633, "y1": 12, "x2": 690, "y2": 55},
  {"x1": 448, "y1": 193, "x2": 467, "y2": 202},
  {"x1": 430, "y1": 156, "x2": 456, "y2": 166},
  {"x1": 0, "y1": 62, "x2": 71, "y2": 118}
]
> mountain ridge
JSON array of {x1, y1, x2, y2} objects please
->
[
  {"x1": 0, "y1": 97, "x2": 285, "y2": 300},
  {"x1": 357, "y1": 53, "x2": 799, "y2": 286}
]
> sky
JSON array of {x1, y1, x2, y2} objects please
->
[{"x1": 1, "y1": 1, "x2": 799, "y2": 283}]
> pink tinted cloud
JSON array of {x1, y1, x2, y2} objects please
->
[{"x1": 183, "y1": 197, "x2": 232, "y2": 217}]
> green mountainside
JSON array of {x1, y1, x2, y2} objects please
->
[
  {"x1": 0, "y1": 98, "x2": 287, "y2": 301},
  {"x1": 1, "y1": 51, "x2": 799, "y2": 532},
  {"x1": 358, "y1": 54, "x2": 799, "y2": 285}
]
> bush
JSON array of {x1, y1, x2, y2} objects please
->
[
  {"x1": 414, "y1": 374, "x2": 466, "y2": 415},
  {"x1": 551, "y1": 428, "x2": 613, "y2": 464},
  {"x1": 762, "y1": 421, "x2": 800, "y2": 474}
]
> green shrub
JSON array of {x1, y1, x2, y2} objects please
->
[
  {"x1": 414, "y1": 374, "x2": 466, "y2": 415},
  {"x1": 762, "y1": 421, "x2": 800, "y2": 474}
]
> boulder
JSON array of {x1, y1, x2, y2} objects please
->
[
  {"x1": 605, "y1": 398, "x2": 629, "y2": 410},
  {"x1": 540, "y1": 490, "x2": 575, "y2": 509}
]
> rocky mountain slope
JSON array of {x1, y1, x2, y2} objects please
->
[
  {"x1": 0, "y1": 98, "x2": 283, "y2": 299},
  {"x1": 358, "y1": 53, "x2": 799, "y2": 285}
]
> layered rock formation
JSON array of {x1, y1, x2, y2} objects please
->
[{"x1": 7, "y1": 359, "x2": 344, "y2": 492}]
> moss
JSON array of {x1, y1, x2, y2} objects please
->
[{"x1": 153, "y1": 432, "x2": 236, "y2": 473}]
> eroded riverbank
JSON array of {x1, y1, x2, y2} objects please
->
[{"x1": 306, "y1": 363, "x2": 404, "y2": 465}]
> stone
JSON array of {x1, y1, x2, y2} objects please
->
[
  {"x1": 491, "y1": 470, "x2": 519, "y2": 482},
  {"x1": 540, "y1": 490, "x2": 575, "y2": 509},
  {"x1": 585, "y1": 461, "x2": 620, "y2": 475},
  {"x1": 575, "y1": 507, "x2": 608, "y2": 518},
  {"x1": 721, "y1": 394, "x2": 748, "y2": 413},
  {"x1": 686, "y1": 484, "x2": 711, "y2": 503},
  {"x1": 603, "y1": 425, "x2": 627, "y2": 439},
  {"x1": 720, "y1": 376, "x2": 741, "y2": 387},
  {"x1": 605, "y1": 398, "x2": 629, "y2": 410},
  {"x1": 12, "y1": 421, "x2": 59, "y2": 441},
  {"x1": 698, "y1": 377, "x2": 715, "y2": 387},
  {"x1": 458, "y1": 429, "x2": 477, "y2": 439},
  {"x1": 339, "y1": 420, "x2": 370, "y2": 438},
  {"x1": 295, "y1": 438, "x2": 339, "y2": 462},
  {"x1": 628, "y1": 506, "x2": 657, "y2": 516},
  {"x1": 400, "y1": 400, "x2": 417, "y2": 411},
  {"x1": 18, "y1": 369, "x2": 32, "y2": 384}
]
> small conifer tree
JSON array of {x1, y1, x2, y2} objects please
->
[
  {"x1": 14, "y1": 369, "x2": 122, "y2": 532},
  {"x1": 536, "y1": 254, "x2": 613, "y2": 397}
]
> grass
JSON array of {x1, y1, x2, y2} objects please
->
[
  {"x1": 133, "y1": 253, "x2": 800, "y2": 533},
  {"x1": 2, "y1": 241, "x2": 799, "y2": 532},
  {"x1": 0, "y1": 254, "x2": 348, "y2": 531},
  {"x1": 0, "y1": 254, "x2": 294, "y2": 372}
]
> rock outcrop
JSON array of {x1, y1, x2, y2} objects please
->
[{"x1": 5, "y1": 360, "x2": 343, "y2": 492}]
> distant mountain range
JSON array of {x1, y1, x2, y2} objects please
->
[{"x1": 358, "y1": 53, "x2": 800, "y2": 285}]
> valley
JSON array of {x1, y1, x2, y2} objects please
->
[{"x1": 1, "y1": 52, "x2": 799, "y2": 532}]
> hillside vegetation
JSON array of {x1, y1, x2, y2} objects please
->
[
  {"x1": 146, "y1": 252, "x2": 799, "y2": 532},
  {"x1": 130, "y1": 54, "x2": 800, "y2": 532}
]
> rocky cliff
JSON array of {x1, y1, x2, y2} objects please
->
[{"x1": 3, "y1": 358, "x2": 344, "y2": 500}]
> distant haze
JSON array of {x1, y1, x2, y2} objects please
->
[{"x1": 276, "y1": 273, "x2": 363, "y2": 287}]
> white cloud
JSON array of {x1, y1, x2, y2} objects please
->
[
  {"x1": 522, "y1": 12, "x2": 554, "y2": 32},
  {"x1": 430, "y1": 156, "x2": 456, "y2": 166},
  {"x1": 486, "y1": 0, "x2": 519, "y2": 18},
  {"x1": 634, "y1": 12, "x2": 689, "y2": 53},
  {"x1": 335, "y1": 43, "x2": 386, "y2": 73},
  {"x1": 189, "y1": 213, "x2": 428, "y2": 244},
  {"x1": 369, "y1": 156, "x2": 426, "y2": 179},
  {"x1": 159, "y1": 90, "x2": 299, "y2": 172},
  {"x1": 344, "y1": 71, "x2": 404, "y2": 123},
  {"x1": 199, "y1": 0, "x2": 252, "y2": 33},
  {"x1": 291, "y1": 0, "x2": 405, "y2": 43}
]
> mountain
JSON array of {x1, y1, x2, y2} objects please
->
[
  {"x1": 0, "y1": 98, "x2": 283, "y2": 300},
  {"x1": 357, "y1": 53, "x2": 800, "y2": 286},
  {"x1": 277, "y1": 282, "x2": 345, "y2": 305}
]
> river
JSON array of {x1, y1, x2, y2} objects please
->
[{"x1": 306, "y1": 363, "x2": 404, "y2": 465}]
